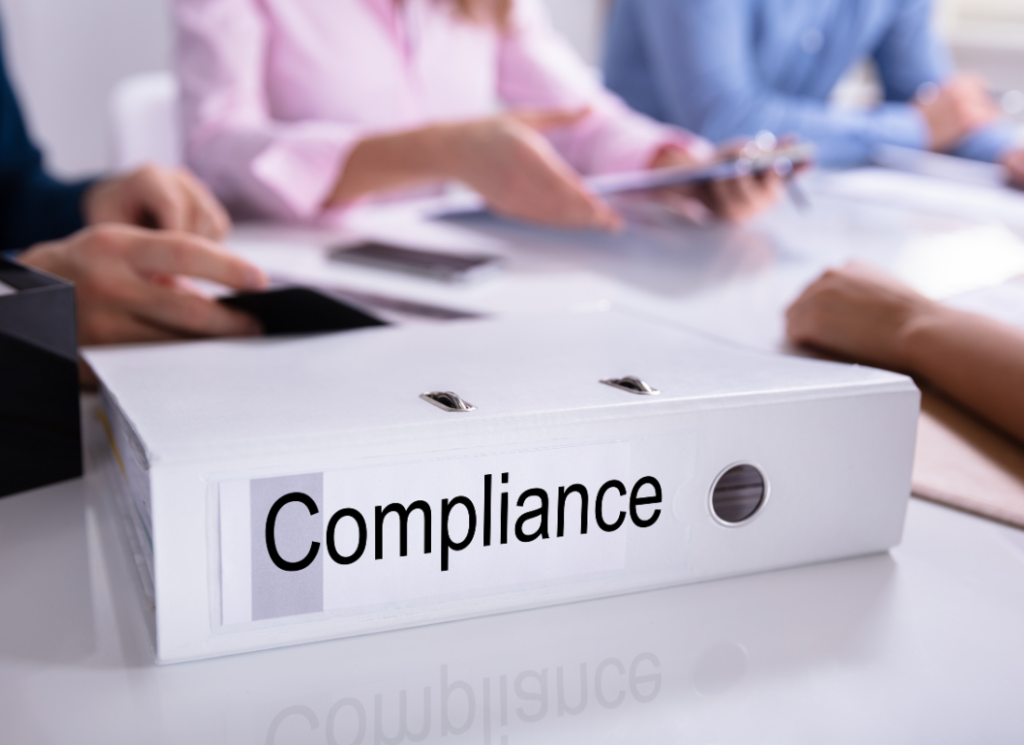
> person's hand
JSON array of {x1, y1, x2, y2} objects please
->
[
  {"x1": 17, "y1": 224, "x2": 267, "y2": 345},
  {"x1": 648, "y1": 142, "x2": 785, "y2": 224},
  {"x1": 785, "y1": 261, "x2": 945, "y2": 371},
  {"x1": 83, "y1": 164, "x2": 231, "y2": 241},
  {"x1": 436, "y1": 110, "x2": 621, "y2": 230},
  {"x1": 1004, "y1": 148, "x2": 1024, "y2": 189},
  {"x1": 914, "y1": 74, "x2": 1001, "y2": 153}
]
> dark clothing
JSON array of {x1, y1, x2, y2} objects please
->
[{"x1": 0, "y1": 27, "x2": 92, "y2": 252}]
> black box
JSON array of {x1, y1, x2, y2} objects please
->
[{"x1": 0, "y1": 257, "x2": 81, "y2": 497}]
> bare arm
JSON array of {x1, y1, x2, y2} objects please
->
[
  {"x1": 900, "y1": 304, "x2": 1024, "y2": 442},
  {"x1": 787, "y1": 262, "x2": 1024, "y2": 444},
  {"x1": 327, "y1": 113, "x2": 619, "y2": 230},
  {"x1": 1005, "y1": 149, "x2": 1024, "y2": 188}
]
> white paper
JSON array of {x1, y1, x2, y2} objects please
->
[
  {"x1": 0, "y1": 280, "x2": 16, "y2": 297},
  {"x1": 944, "y1": 278, "x2": 1024, "y2": 330},
  {"x1": 871, "y1": 145, "x2": 1008, "y2": 188},
  {"x1": 819, "y1": 167, "x2": 1024, "y2": 229},
  {"x1": 890, "y1": 224, "x2": 1024, "y2": 299}
]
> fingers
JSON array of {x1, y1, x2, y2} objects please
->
[
  {"x1": 490, "y1": 126, "x2": 621, "y2": 230},
  {"x1": 703, "y1": 170, "x2": 784, "y2": 222},
  {"x1": 176, "y1": 169, "x2": 232, "y2": 240},
  {"x1": 123, "y1": 231, "x2": 267, "y2": 290},
  {"x1": 652, "y1": 190, "x2": 714, "y2": 225},
  {"x1": 509, "y1": 108, "x2": 591, "y2": 132},
  {"x1": 138, "y1": 166, "x2": 233, "y2": 239},
  {"x1": 529, "y1": 172, "x2": 621, "y2": 230},
  {"x1": 527, "y1": 141, "x2": 622, "y2": 230},
  {"x1": 132, "y1": 166, "x2": 192, "y2": 233},
  {"x1": 784, "y1": 280, "x2": 823, "y2": 345},
  {"x1": 127, "y1": 283, "x2": 262, "y2": 338},
  {"x1": 78, "y1": 310, "x2": 185, "y2": 346},
  {"x1": 91, "y1": 165, "x2": 232, "y2": 240}
]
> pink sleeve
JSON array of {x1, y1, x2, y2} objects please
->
[
  {"x1": 174, "y1": 0, "x2": 362, "y2": 221},
  {"x1": 497, "y1": 0, "x2": 710, "y2": 175}
]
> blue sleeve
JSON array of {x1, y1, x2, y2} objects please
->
[
  {"x1": 872, "y1": 0, "x2": 948, "y2": 101},
  {"x1": 604, "y1": 0, "x2": 932, "y2": 167},
  {"x1": 873, "y1": 0, "x2": 1018, "y2": 162},
  {"x1": 0, "y1": 36, "x2": 92, "y2": 253}
]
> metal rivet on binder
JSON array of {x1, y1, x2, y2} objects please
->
[
  {"x1": 709, "y1": 463, "x2": 768, "y2": 526},
  {"x1": 599, "y1": 376, "x2": 660, "y2": 396},
  {"x1": 420, "y1": 391, "x2": 476, "y2": 412}
]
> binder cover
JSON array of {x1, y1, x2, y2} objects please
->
[
  {"x1": 0, "y1": 258, "x2": 81, "y2": 497},
  {"x1": 83, "y1": 312, "x2": 920, "y2": 663}
]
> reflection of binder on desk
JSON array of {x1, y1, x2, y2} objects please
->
[{"x1": 83, "y1": 311, "x2": 919, "y2": 663}]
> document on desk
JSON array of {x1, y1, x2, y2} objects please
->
[
  {"x1": 84, "y1": 311, "x2": 918, "y2": 663},
  {"x1": 819, "y1": 167, "x2": 1024, "y2": 230},
  {"x1": 892, "y1": 224, "x2": 1024, "y2": 299},
  {"x1": 910, "y1": 279, "x2": 1024, "y2": 528},
  {"x1": 913, "y1": 390, "x2": 1024, "y2": 529}
]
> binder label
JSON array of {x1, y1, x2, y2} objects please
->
[{"x1": 220, "y1": 440, "x2": 675, "y2": 625}]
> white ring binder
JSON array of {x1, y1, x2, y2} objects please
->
[{"x1": 84, "y1": 311, "x2": 919, "y2": 662}]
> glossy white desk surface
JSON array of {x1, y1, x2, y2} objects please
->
[{"x1": 4, "y1": 170, "x2": 1024, "y2": 743}]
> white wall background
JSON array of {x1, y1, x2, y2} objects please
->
[
  {"x1": 0, "y1": 0, "x2": 1019, "y2": 179},
  {"x1": 0, "y1": 0, "x2": 173, "y2": 177}
]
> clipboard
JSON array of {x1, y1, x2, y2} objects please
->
[{"x1": 432, "y1": 143, "x2": 817, "y2": 218}]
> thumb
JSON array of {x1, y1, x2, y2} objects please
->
[{"x1": 508, "y1": 107, "x2": 591, "y2": 131}]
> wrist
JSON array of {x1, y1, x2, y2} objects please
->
[
  {"x1": 898, "y1": 299, "x2": 954, "y2": 376},
  {"x1": 414, "y1": 124, "x2": 460, "y2": 181}
]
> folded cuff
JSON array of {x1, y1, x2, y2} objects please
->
[
  {"x1": 952, "y1": 121, "x2": 1021, "y2": 164},
  {"x1": 250, "y1": 124, "x2": 363, "y2": 220}
]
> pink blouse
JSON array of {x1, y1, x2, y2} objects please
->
[{"x1": 174, "y1": 0, "x2": 705, "y2": 222}]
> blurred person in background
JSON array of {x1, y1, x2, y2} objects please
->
[
  {"x1": 1, "y1": 18, "x2": 266, "y2": 346},
  {"x1": 787, "y1": 262, "x2": 1024, "y2": 444},
  {"x1": 174, "y1": 0, "x2": 785, "y2": 231},
  {"x1": 603, "y1": 0, "x2": 1024, "y2": 182}
]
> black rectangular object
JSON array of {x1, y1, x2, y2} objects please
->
[
  {"x1": 0, "y1": 257, "x2": 81, "y2": 497},
  {"x1": 329, "y1": 241, "x2": 502, "y2": 282},
  {"x1": 220, "y1": 287, "x2": 387, "y2": 336}
]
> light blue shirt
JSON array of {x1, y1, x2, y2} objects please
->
[{"x1": 603, "y1": 0, "x2": 1017, "y2": 167}]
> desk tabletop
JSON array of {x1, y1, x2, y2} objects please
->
[{"x1": 4, "y1": 169, "x2": 1024, "y2": 743}]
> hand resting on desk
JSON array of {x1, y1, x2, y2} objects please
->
[
  {"x1": 83, "y1": 164, "x2": 232, "y2": 241},
  {"x1": 787, "y1": 262, "x2": 1024, "y2": 445},
  {"x1": 17, "y1": 163, "x2": 266, "y2": 351},
  {"x1": 18, "y1": 225, "x2": 267, "y2": 346},
  {"x1": 914, "y1": 74, "x2": 1001, "y2": 153}
]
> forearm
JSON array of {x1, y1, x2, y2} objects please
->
[
  {"x1": 903, "y1": 306, "x2": 1024, "y2": 443},
  {"x1": 326, "y1": 126, "x2": 451, "y2": 205}
]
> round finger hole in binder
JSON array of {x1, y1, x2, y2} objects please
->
[{"x1": 709, "y1": 463, "x2": 768, "y2": 526}]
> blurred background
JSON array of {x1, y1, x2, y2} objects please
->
[{"x1": 0, "y1": 0, "x2": 1021, "y2": 179}]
